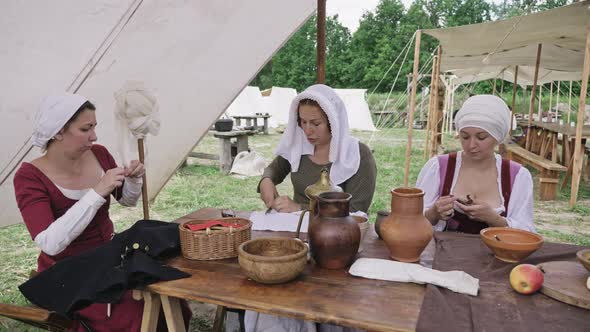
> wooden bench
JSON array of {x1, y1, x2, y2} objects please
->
[
  {"x1": 505, "y1": 143, "x2": 567, "y2": 200},
  {"x1": 232, "y1": 114, "x2": 271, "y2": 134}
]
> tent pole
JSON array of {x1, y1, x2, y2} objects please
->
[
  {"x1": 493, "y1": 79, "x2": 497, "y2": 95},
  {"x1": 510, "y1": 66, "x2": 519, "y2": 137},
  {"x1": 552, "y1": 81, "x2": 553, "y2": 122},
  {"x1": 569, "y1": 25, "x2": 590, "y2": 208},
  {"x1": 537, "y1": 85, "x2": 543, "y2": 120},
  {"x1": 556, "y1": 81, "x2": 560, "y2": 123},
  {"x1": 500, "y1": 79, "x2": 505, "y2": 95},
  {"x1": 526, "y1": 43, "x2": 542, "y2": 150},
  {"x1": 568, "y1": 81, "x2": 573, "y2": 124},
  {"x1": 138, "y1": 139, "x2": 149, "y2": 220},
  {"x1": 316, "y1": 0, "x2": 326, "y2": 84},
  {"x1": 403, "y1": 30, "x2": 421, "y2": 187},
  {"x1": 424, "y1": 52, "x2": 437, "y2": 159},
  {"x1": 430, "y1": 46, "x2": 443, "y2": 158}
]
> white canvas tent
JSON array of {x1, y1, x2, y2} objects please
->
[
  {"x1": 335, "y1": 89, "x2": 377, "y2": 131},
  {"x1": 225, "y1": 86, "x2": 266, "y2": 118},
  {"x1": 423, "y1": 1, "x2": 590, "y2": 85},
  {"x1": 0, "y1": 0, "x2": 316, "y2": 227},
  {"x1": 262, "y1": 86, "x2": 297, "y2": 128}
]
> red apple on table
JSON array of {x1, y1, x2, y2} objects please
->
[{"x1": 509, "y1": 264, "x2": 544, "y2": 294}]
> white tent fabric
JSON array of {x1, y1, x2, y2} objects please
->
[
  {"x1": 225, "y1": 86, "x2": 266, "y2": 118},
  {"x1": 423, "y1": 1, "x2": 590, "y2": 85},
  {"x1": 0, "y1": 0, "x2": 316, "y2": 227},
  {"x1": 449, "y1": 66, "x2": 583, "y2": 87},
  {"x1": 262, "y1": 86, "x2": 297, "y2": 128},
  {"x1": 335, "y1": 89, "x2": 377, "y2": 131}
]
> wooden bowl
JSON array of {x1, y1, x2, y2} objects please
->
[
  {"x1": 480, "y1": 227, "x2": 544, "y2": 263},
  {"x1": 576, "y1": 249, "x2": 590, "y2": 272},
  {"x1": 238, "y1": 237, "x2": 308, "y2": 284}
]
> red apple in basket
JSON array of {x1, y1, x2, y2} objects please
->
[{"x1": 509, "y1": 264, "x2": 544, "y2": 294}]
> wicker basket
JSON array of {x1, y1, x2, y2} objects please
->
[{"x1": 179, "y1": 217, "x2": 252, "y2": 260}]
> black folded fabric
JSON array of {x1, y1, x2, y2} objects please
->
[{"x1": 19, "y1": 219, "x2": 190, "y2": 316}]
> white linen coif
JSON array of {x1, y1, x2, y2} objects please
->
[
  {"x1": 454, "y1": 94, "x2": 511, "y2": 143},
  {"x1": 274, "y1": 84, "x2": 360, "y2": 185},
  {"x1": 113, "y1": 81, "x2": 160, "y2": 166},
  {"x1": 32, "y1": 93, "x2": 88, "y2": 149}
]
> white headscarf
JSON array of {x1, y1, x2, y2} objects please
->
[
  {"x1": 454, "y1": 94, "x2": 511, "y2": 143},
  {"x1": 274, "y1": 84, "x2": 360, "y2": 185},
  {"x1": 32, "y1": 93, "x2": 88, "y2": 149}
]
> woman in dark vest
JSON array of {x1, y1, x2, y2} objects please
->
[{"x1": 416, "y1": 95, "x2": 534, "y2": 234}]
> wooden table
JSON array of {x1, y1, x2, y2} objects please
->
[
  {"x1": 212, "y1": 130, "x2": 255, "y2": 173},
  {"x1": 233, "y1": 114, "x2": 271, "y2": 134},
  {"x1": 140, "y1": 208, "x2": 427, "y2": 332}
]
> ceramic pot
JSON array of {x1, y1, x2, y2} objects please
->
[
  {"x1": 308, "y1": 192, "x2": 360, "y2": 269},
  {"x1": 214, "y1": 118, "x2": 233, "y2": 132},
  {"x1": 380, "y1": 188, "x2": 433, "y2": 262},
  {"x1": 374, "y1": 210, "x2": 390, "y2": 239}
]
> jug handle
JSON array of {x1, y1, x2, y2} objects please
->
[{"x1": 295, "y1": 209, "x2": 310, "y2": 240}]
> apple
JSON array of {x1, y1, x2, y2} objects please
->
[{"x1": 509, "y1": 264, "x2": 544, "y2": 294}]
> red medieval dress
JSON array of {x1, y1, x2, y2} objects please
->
[{"x1": 15, "y1": 144, "x2": 146, "y2": 331}]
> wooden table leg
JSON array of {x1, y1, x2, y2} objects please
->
[
  {"x1": 140, "y1": 291, "x2": 161, "y2": 332},
  {"x1": 161, "y1": 295, "x2": 186, "y2": 332},
  {"x1": 219, "y1": 137, "x2": 232, "y2": 173},
  {"x1": 236, "y1": 135, "x2": 249, "y2": 154},
  {"x1": 263, "y1": 117, "x2": 269, "y2": 134},
  {"x1": 551, "y1": 133, "x2": 558, "y2": 163},
  {"x1": 212, "y1": 306, "x2": 227, "y2": 332}
]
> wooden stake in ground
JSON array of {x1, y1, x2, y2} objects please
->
[
  {"x1": 403, "y1": 30, "x2": 421, "y2": 187},
  {"x1": 424, "y1": 49, "x2": 438, "y2": 159},
  {"x1": 569, "y1": 25, "x2": 590, "y2": 208}
]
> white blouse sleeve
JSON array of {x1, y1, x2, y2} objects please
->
[
  {"x1": 505, "y1": 167, "x2": 535, "y2": 233},
  {"x1": 118, "y1": 176, "x2": 143, "y2": 207},
  {"x1": 34, "y1": 189, "x2": 106, "y2": 256},
  {"x1": 416, "y1": 157, "x2": 446, "y2": 231}
]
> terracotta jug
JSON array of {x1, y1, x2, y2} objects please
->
[
  {"x1": 380, "y1": 187, "x2": 433, "y2": 263},
  {"x1": 308, "y1": 192, "x2": 360, "y2": 269}
]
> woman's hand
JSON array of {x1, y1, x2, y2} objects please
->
[
  {"x1": 259, "y1": 177, "x2": 279, "y2": 208},
  {"x1": 94, "y1": 167, "x2": 126, "y2": 197},
  {"x1": 124, "y1": 160, "x2": 145, "y2": 178},
  {"x1": 426, "y1": 195, "x2": 456, "y2": 222},
  {"x1": 271, "y1": 196, "x2": 300, "y2": 213},
  {"x1": 455, "y1": 199, "x2": 507, "y2": 226}
]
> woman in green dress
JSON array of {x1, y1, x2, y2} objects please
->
[{"x1": 258, "y1": 84, "x2": 377, "y2": 213}]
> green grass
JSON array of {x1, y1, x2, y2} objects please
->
[{"x1": 1, "y1": 127, "x2": 589, "y2": 331}]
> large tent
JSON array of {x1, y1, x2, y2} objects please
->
[
  {"x1": 225, "y1": 86, "x2": 377, "y2": 130},
  {"x1": 0, "y1": 0, "x2": 316, "y2": 227}
]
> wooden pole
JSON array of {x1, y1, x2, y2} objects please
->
[
  {"x1": 569, "y1": 25, "x2": 590, "y2": 208},
  {"x1": 548, "y1": 81, "x2": 553, "y2": 122},
  {"x1": 500, "y1": 79, "x2": 505, "y2": 95},
  {"x1": 526, "y1": 44, "x2": 542, "y2": 150},
  {"x1": 537, "y1": 85, "x2": 543, "y2": 120},
  {"x1": 510, "y1": 66, "x2": 519, "y2": 137},
  {"x1": 316, "y1": 0, "x2": 326, "y2": 84},
  {"x1": 493, "y1": 79, "x2": 497, "y2": 95},
  {"x1": 430, "y1": 46, "x2": 443, "y2": 157},
  {"x1": 403, "y1": 30, "x2": 421, "y2": 187},
  {"x1": 568, "y1": 80, "x2": 573, "y2": 124},
  {"x1": 138, "y1": 139, "x2": 149, "y2": 220},
  {"x1": 556, "y1": 81, "x2": 560, "y2": 123},
  {"x1": 424, "y1": 53, "x2": 437, "y2": 159}
]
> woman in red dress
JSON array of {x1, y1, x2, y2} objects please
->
[{"x1": 14, "y1": 93, "x2": 149, "y2": 331}]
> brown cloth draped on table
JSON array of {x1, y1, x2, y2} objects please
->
[{"x1": 417, "y1": 232, "x2": 590, "y2": 332}]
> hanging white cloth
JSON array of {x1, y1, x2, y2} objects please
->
[
  {"x1": 274, "y1": 84, "x2": 360, "y2": 185},
  {"x1": 113, "y1": 81, "x2": 160, "y2": 166}
]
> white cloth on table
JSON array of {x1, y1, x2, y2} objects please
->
[
  {"x1": 33, "y1": 177, "x2": 142, "y2": 256},
  {"x1": 416, "y1": 151, "x2": 535, "y2": 233},
  {"x1": 348, "y1": 258, "x2": 479, "y2": 296},
  {"x1": 250, "y1": 210, "x2": 368, "y2": 233}
]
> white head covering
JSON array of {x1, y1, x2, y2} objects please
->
[
  {"x1": 32, "y1": 93, "x2": 88, "y2": 149},
  {"x1": 454, "y1": 94, "x2": 511, "y2": 143},
  {"x1": 274, "y1": 84, "x2": 360, "y2": 185}
]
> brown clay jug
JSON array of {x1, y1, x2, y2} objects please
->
[
  {"x1": 308, "y1": 192, "x2": 360, "y2": 269},
  {"x1": 380, "y1": 187, "x2": 433, "y2": 263}
]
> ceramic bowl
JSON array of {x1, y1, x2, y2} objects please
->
[
  {"x1": 576, "y1": 249, "x2": 590, "y2": 272},
  {"x1": 238, "y1": 237, "x2": 308, "y2": 284},
  {"x1": 480, "y1": 227, "x2": 544, "y2": 263},
  {"x1": 352, "y1": 215, "x2": 371, "y2": 253}
]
